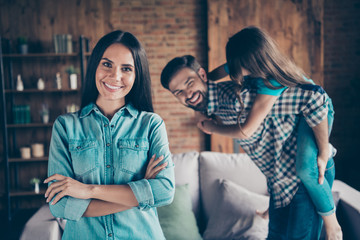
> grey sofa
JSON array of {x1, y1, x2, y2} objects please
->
[{"x1": 20, "y1": 151, "x2": 360, "y2": 240}]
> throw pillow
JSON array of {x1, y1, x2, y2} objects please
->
[
  {"x1": 157, "y1": 184, "x2": 202, "y2": 240},
  {"x1": 203, "y1": 179, "x2": 269, "y2": 240}
]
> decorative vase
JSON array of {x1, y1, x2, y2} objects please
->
[
  {"x1": 34, "y1": 183, "x2": 39, "y2": 194},
  {"x1": 69, "y1": 73, "x2": 77, "y2": 89}
]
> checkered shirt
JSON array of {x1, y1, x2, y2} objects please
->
[{"x1": 207, "y1": 80, "x2": 331, "y2": 208}]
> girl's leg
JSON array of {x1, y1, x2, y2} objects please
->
[
  {"x1": 296, "y1": 100, "x2": 341, "y2": 239},
  {"x1": 296, "y1": 116, "x2": 335, "y2": 215}
]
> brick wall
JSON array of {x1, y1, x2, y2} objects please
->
[
  {"x1": 324, "y1": 0, "x2": 360, "y2": 190},
  {"x1": 110, "y1": 0, "x2": 208, "y2": 153}
]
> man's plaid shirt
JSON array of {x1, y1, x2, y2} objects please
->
[{"x1": 207, "y1": 80, "x2": 331, "y2": 208}]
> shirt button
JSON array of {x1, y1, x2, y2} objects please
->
[
  {"x1": 111, "y1": 125, "x2": 114, "y2": 128},
  {"x1": 135, "y1": 145, "x2": 139, "y2": 148},
  {"x1": 76, "y1": 146, "x2": 81, "y2": 149},
  {"x1": 104, "y1": 124, "x2": 108, "y2": 127},
  {"x1": 108, "y1": 233, "x2": 112, "y2": 237},
  {"x1": 106, "y1": 165, "x2": 111, "y2": 168},
  {"x1": 106, "y1": 143, "x2": 110, "y2": 147}
]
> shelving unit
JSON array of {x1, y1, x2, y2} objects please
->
[{"x1": 0, "y1": 35, "x2": 89, "y2": 225}]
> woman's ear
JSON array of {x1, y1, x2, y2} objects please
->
[{"x1": 197, "y1": 68, "x2": 208, "y2": 82}]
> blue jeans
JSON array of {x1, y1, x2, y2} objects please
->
[
  {"x1": 296, "y1": 99, "x2": 335, "y2": 216},
  {"x1": 268, "y1": 158, "x2": 336, "y2": 239}
]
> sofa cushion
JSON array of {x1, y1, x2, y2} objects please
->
[
  {"x1": 199, "y1": 152, "x2": 267, "y2": 221},
  {"x1": 172, "y1": 151, "x2": 200, "y2": 218},
  {"x1": 157, "y1": 184, "x2": 202, "y2": 240},
  {"x1": 203, "y1": 179, "x2": 269, "y2": 240},
  {"x1": 20, "y1": 205, "x2": 63, "y2": 240}
]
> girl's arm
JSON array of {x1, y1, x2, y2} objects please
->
[
  {"x1": 240, "y1": 94, "x2": 278, "y2": 138},
  {"x1": 198, "y1": 94, "x2": 278, "y2": 139},
  {"x1": 207, "y1": 63, "x2": 228, "y2": 81}
]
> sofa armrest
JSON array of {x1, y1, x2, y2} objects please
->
[
  {"x1": 20, "y1": 205, "x2": 62, "y2": 240},
  {"x1": 332, "y1": 180, "x2": 360, "y2": 240}
]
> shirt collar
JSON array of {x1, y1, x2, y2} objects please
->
[
  {"x1": 207, "y1": 80, "x2": 218, "y2": 116},
  {"x1": 80, "y1": 102, "x2": 139, "y2": 119}
]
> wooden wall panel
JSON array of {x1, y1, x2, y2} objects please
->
[
  {"x1": 207, "y1": 0, "x2": 324, "y2": 153},
  {"x1": 0, "y1": 0, "x2": 113, "y2": 212},
  {"x1": 0, "y1": 0, "x2": 112, "y2": 52}
]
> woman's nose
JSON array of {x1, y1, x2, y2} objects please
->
[{"x1": 113, "y1": 66, "x2": 121, "y2": 81}]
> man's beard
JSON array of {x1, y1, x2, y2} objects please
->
[{"x1": 186, "y1": 91, "x2": 208, "y2": 112}]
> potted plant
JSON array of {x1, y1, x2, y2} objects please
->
[
  {"x1": 30, "y1": 177, "x2": 41, "y2": 193},
  {"x1": 17, "y1": 36, "x2": 28, "y2": 54},
  {"x1": 65, "y1": 65, "x2": 79, "y2": 89}
]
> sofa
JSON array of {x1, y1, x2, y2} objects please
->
[{"x1": 20, "y1": 151, "x2": 360, "y2": 240}]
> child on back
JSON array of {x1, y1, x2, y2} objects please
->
[{"x1": 201, "y1": 26, "x2": 341, "y2": 239}]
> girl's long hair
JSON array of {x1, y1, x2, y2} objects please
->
[
  {"x1": 81, "y1": 30, "x2": 153, "y2": 112},
  {"x1": 226, "y1": 26, "x2": 309, "y2": 90},
  {"x1": 226, "y1": 26, "x2": 309, "y2": 129}
]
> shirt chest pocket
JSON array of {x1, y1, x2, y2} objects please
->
[
  {"x1": 117, "y1": 139, "x2": 149, "y2": 175},
  {"x1": 69, "y1": 140, "x2": 99, "y2": 177}
]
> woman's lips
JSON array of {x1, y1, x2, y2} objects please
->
[{"x1": 104, "y1": 82, "x2": 123, "y2": 90}]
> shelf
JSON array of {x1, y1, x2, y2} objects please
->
[
  {"x1": 10, "y1": 189, "x2": 46, "y2": 197},
  {"x1": 5, "y1": 88, "x2": 80, "y2": 93},
  {"x1": 9, "y1": 157, "x2": 48, "y2": 163},
  {"x1": 2, "y1": 53, "x2": 79, "y2": 58},
  {"x1": 7, "y1": 123, "x2": 53, "y2": 128}
]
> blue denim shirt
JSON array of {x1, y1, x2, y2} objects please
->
[{"x1": 47, "y1": 103, "x2": 175, "y2": 240}]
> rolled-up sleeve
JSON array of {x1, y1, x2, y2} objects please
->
[
  {"x1": 301, "y1": 86, "x2": 329, "y2": 128},
  {"x1": 128, "y1": 115, "x2": 175, "y2": 211},
  {"x1": 48, "y1": 117, "x2": 90, "y2": 221}
]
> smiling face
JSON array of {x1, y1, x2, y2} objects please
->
[
  {"x1": 168, "y1": 67, "x2": 208, "y2": 112},
  {"x1": 95, "y1": 43, "x2": 135, "y2": 110}
]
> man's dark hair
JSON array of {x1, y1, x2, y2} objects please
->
[{"x1": 161, "y1": 55, "x2": 202, "y2": 90}]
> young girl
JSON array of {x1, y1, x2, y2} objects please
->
[
  {"x1": 44, "y1": 30, "x2": 174, "y2": 239},
  {"x1": 203, "y1": 26, "x2": 342, "y2": 239}
]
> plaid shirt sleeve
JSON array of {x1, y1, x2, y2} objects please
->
[{"x1": 299, "y1": 85, "x2": 329, "y2": 128}]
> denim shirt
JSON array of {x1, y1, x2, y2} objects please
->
[{"x1": 47, "y1": 103, "x2": 175, "y2": 240}]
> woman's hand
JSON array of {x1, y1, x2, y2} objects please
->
[
  {"x1": 145, "y1": 154, "x2": 168, "y2": 179},
  {"x1": 44, "y1": 174, "x2": 91, "y2": 205}
]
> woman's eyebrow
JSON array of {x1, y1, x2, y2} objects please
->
[
  {"x1": 122, "y1": 63, "x2": 134, "y2": 68},
  {"x1": 101, "y1": 57, "x2": 114, "y2": 63}
]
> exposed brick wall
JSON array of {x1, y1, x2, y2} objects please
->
[
  {"x1": 110, "y1": 0, "x2": 208, "y2": 154},
  {"x1": 324, "y1": 0, "x2": 360, "y2": 190}
]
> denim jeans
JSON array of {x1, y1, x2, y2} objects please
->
[
  {"x1": 296, "y1": 99, "x2": 335, "y2": 216},
  {"x1": 268, "y1": 158, "x2": 335, "y2": 239}
]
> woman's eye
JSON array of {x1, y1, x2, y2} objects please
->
[
  {"x1": 188, "y1": 81, "x2": 194, "y2": 87},
  {"x1": 122, "y1": 67, "x2": 133, "y2": 72},
  {"x1": 102, "y1": 62, "x2": 112, "y2": 68}
]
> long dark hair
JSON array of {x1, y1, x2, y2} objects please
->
[
  {"x1": 226, "y1": 26, "x2": 309, "y2": 89},
  {"x1": 81, "y1": 30, "x2": 153, "y2": 112}
]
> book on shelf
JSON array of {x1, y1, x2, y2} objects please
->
[
  {"x1": 53, "y1": 34, "x2": 73, "y2": 53},
  {"x1": 12, "y1": 105, "x2": 31, "y2": 124}
]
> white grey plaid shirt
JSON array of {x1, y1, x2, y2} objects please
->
[{"x1": 207, "y1": 80, "x2": 331, "y2": 208}]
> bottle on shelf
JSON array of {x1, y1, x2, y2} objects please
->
[
  {"x1": 16, "y1": 74, "x2": 24, "y2": 91},
  {"x1": 55, "y1": 72, "x2": 62, "y2": 89},
  {"x1": 37, "y1": 78, "x2": 45, "y2": 90}
]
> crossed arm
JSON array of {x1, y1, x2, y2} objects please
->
[{"x1": 44, "y1": 154, "x2": 167, "y2": 217}]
